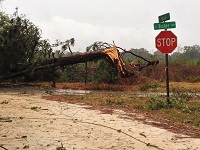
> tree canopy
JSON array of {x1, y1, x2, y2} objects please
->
[{"x1": 0, "y1": 9, "x2": 41, "y2": 76}]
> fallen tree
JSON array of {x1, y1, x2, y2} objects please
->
[
  {"x1": 0, "y1": 43, "x2": 159, "y2": 82},
  {"x1": 0, "y1": 49, "x2": 107, "y2": 81}
]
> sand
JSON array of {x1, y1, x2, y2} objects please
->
[{"x1": 0, "y1": 89, "x2": 199, "y2": 150}]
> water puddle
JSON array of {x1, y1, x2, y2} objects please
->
[{"x1": 52, "y1": 89, "x2": 90, "y2": 95}]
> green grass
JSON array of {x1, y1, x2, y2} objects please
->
[
  {"x1": 139, "y1": 83, "x2": 164, "y2": 91},
  {"x1": 134, "y1": 92, "x2": 200, "y2": 129}
]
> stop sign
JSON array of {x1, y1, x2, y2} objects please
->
[{"x1": 155, "y1": 30, "x2": 177, "y2": 54}]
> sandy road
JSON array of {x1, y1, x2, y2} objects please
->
[{"x1": 0, "y1": 89, "x2": 199, "y2": 150}]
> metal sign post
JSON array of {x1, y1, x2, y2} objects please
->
[
  {"x1": 165, "y1": 53, "x2": 170, "y2": 103},
  {"x1": 164, "y1": 28, "x2": 170, "y2": 104}
]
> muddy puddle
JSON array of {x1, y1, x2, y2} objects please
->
[{"x1": 52, "y1": 89, "x2": 90, "y2": 95}]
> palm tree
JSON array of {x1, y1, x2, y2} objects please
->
[{"x1": 64, "y1": 38, "x2": 75, "y2": 55}]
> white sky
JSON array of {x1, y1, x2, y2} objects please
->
[{"x1": 1, "y1": 0, "x2": 200, "y2": 53}]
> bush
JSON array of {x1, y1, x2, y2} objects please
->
[{"x1": 93, "y1": 60, "x2": 119, "y2": 83}]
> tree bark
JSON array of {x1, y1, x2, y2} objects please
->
[{"x1": 47, "y1": 49, "x2": 106, "y2": 65}]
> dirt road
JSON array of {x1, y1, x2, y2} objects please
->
[{"x1": 0, "y1": 88, "x2": 199, "y2": 150}]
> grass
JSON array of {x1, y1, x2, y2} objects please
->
[
  {"x1": 139, "y1": 82, "x2": 164, "y2": 91},
  {"x1": 136, "y1": 93, "x2": 200, "y2": 128}
]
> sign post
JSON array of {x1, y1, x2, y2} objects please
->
[
  {"x1": 165, "y1": 53, "x2": 170, "y2": 103},
  {"x1": 154, "y1": 13, "x2": 177, "y2": 103}
]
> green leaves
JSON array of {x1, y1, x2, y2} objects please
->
[{"x1": 0, "y1": 9, "x2": 41, "y2": 76}]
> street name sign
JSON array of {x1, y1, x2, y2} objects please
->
[
  {"x1": 155, "y1": 30, "x2": 177, "y2": 54},
  {"x1": 158, "y1": 13, "x2": 170, "y2": 22},
  {"x1": 154, "y1": 21, "x2": 176, "y2": 30}
]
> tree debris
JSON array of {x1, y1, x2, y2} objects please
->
[{"x1": 0, "y1": 43, "x2": 159, "y2": 81}]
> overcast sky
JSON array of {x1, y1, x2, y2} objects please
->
[{"x1": 1, "y1": 0, "x2": 200, "y2": 53}]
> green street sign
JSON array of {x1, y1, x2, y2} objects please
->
[
  {"x1": 158, "y1": 13, "x2": 170, "y2": 22},
  {"x1": 154, "y1": 21, "x2": 176, "y2": 30}
]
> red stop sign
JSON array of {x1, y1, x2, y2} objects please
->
[{"x1": 155, "y1": 31, "x2": 177, "y2": 54}]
